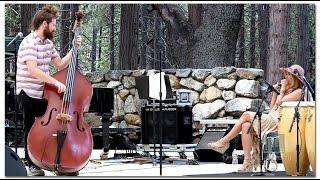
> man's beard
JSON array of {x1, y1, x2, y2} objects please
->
[{"x1": 43, "y1": 27, "x2": 54, "y2": 40}]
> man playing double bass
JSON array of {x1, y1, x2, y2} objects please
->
[{"x1": 16, "y1": 5, "x2": 82, "y2": 176}]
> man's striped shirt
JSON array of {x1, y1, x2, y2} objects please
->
[{"x1": 16, "y1": 32, "x2": 59, "y2": 99}]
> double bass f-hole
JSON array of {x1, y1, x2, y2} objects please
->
[{"x1": 41, "y1": 108, "x2": 57, "y2": 126}]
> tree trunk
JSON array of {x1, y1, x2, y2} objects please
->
[
  {"x1": 99, "y1": 26, "x2": 102, "y2": 63},
  {"x1": 109, "y1": 4, "x2": 115, "y2": 70},
  {"x1": 153, "y1": 12, "x2": 161, "y2": 69},
  {"x1": 139, "y1": 5, "x2": 148, "y2": 69},
  {"x1": 153, "y1": 4, "x2": 193, "y2": 68},
  {"x1": 236, "y1": 8, "x2": 245, "y2": 68},
  {"x1": 20, "y1": 4, "x2": 35, "y2": 36},
  {"x1": 154, "y1": 4, "x2": 243, "y2": 68},
  {"x1": 287, "y1": 5, "x2": 298, "y2": 67},
  {"x1": 249, "y1": 4, "x2": 256, "y2": 68},
  {"x1": 258, "y1": 4, "x2": 269, "y2": 76},
  {"x1": 188, "y1": 4, "x2": 202, "y2": 29},
  {"x1": 286, "y1": 4, "x2": 291, "y2": 67},
  {"x1": 60, "y1": 4, "x2": 70, "y2": 57},
  {"x1": 267, "y1": 4, "x2": 289, "y2": 84},
  {"x1": 91, "y1": 26, "x2": 97, "y2": 72},
  {"x1": 296, "y1": 4, "x2": 310, "y2": 80},
  {"x1": 190, "y1": 4, "x2": 243, "y2": 68},
  {"x1": 119, "y1": 4, "x2": 139, "y2": 70}
]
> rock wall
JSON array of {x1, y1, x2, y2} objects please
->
[{"x1": 84, "y1": 67, "x2": 269, "y2": 142}]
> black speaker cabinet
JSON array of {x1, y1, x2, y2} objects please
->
[
  {"x1": 194, "y1": 127, "x2": 242, "y2": 162},
  {"x1": 194, "y1": 130, "x2": 226, "y2": 162},
  {"x1": 194, "y1": 126, "x2": 242, "y2": 164},
  {"x1": 141, "y1": 105, "x2": 192, "y2": 144},
  {"x1": 89, "y1": 88, "x2": 114, "y2": 114},
  {"x1": 5, "y1": 145, "x2": 27, "y2": 176},
  {"x1": 177, "y1": 105, "x2": 193, "y2": 144}
]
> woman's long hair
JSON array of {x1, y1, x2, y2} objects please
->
[{"x1": 285, "y1": 75, "x2": 303, "y2": 93}]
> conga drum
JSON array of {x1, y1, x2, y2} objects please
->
[
  {"x1": 304, "y1": 101, "x2": 315, "y2": 173},
  {"x1": 278, "y1": 101, "x2": 310, "y2": 176}
]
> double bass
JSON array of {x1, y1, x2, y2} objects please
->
[{"x1": 27, "y1": 11, "x2": 93, "y2": 173}]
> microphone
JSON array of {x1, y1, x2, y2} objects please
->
[
  {"x1": 264, "y1": 79, "x2": 280, "y2": 95},
  {"x1": 7, "y1": 32, "x2": 23, "y2": 47}
]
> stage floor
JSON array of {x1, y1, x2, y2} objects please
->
[{"x1": 8, "y1": 147, "x2": 315, "y2": 177}]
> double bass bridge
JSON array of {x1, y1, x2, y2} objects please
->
[{"x1": 56, "y1": 113, "x2": 72, "y2": 122}]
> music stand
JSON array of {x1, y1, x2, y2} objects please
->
[
  {"x1": 89, "y1": 88, "x2": 114, "y2": 159},
  {"x1": 135, "y1": 75, "x2": 173, "y2": 100},
  {"x1": 135, "y1": 74, "x2": 173, "y2": 172}
]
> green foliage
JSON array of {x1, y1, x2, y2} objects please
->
[
  {"x1": 5, "y1": 4, "x2": 21, "y2": 35},
  {"x1": 77, "y1": 4, "x2": 121, "y2": 72}
]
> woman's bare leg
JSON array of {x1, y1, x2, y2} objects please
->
[
  {"x1": 208, "y1": 111, "x2": 254, "y2": 154},
  {"x1": 220, "y1": 112, "x2": 252, "y2": 143},
  {"x1": 241, "y1": 122, "x2": 253, "y2": 159},
  {"x1": 238, "y1": 122, "x2": 254, "y2": 172}
]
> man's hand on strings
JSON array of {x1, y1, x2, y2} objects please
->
[
  {"x1": 54, "y1": 80, "x2": 66, "y2": 93},
  {"x1": 75, "y1": 35, "x2": 82, "y2": 48}
]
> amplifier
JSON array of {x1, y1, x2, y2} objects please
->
[{"x1": 141, "y1": 105, "x2": 193, "y2": 144}]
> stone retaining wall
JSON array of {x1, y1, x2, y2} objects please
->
[{"x1": 84, "y1": 67, "x2": 268, "y2": 143}]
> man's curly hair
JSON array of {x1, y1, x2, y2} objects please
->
[{"x1": 31, "y1": 5, "x2": 58, "y2": 31}]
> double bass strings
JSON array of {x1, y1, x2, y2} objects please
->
[{"x1": 60, "y1": 25, "x2": 80, "y2": 130}]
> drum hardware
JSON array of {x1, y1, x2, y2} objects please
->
[
  {"x1": 247, "y1": 82, "x2": 275, "y2": 176},
  {"x1": 288, "y1": 85, "x2": 306, "y2": 174}
]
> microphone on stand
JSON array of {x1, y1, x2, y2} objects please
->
[
  {"x1": 7, "y1": 32, "x2": 23, "y2": 47},
  {"x1": 263, "y1": 80, "x2": 280, "y2": 95}
]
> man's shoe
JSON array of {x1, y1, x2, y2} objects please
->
[{"x1": 28, "y1": 165, "x2": 45, "y2": 176}]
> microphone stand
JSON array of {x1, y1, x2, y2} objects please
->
[
  {"x1": 247, "y1": 87, "x2": 274, "y2": 176},
  {"x1": 13, "y1": 40, "x2": 18, "y2": 153},
  {"x1": 159, "y1": 54, "x2": 163, "y2": 176},
  {"x1": 152, "y1": 98, "x2": 156, "y2": 166},
  {"x1": 302, "y1": 76, "x2": 315, "y2": 100},
  {"x1": 288, "y1": 84, "x2": 305, "y2": 174}
]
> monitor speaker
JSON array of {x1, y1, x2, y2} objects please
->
[
  {"x1": 194, "y1": 130, "x2": 226, "y2": 162},
  {"x1": 5, "y1": 145, "x2": 27, "y2": 176},
  {"x1": 142, "y1": 106, "x2": 179, "y2": 144},
  {"x1": 141, "y1": 106, "x2": 193, "y2": 144}
]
